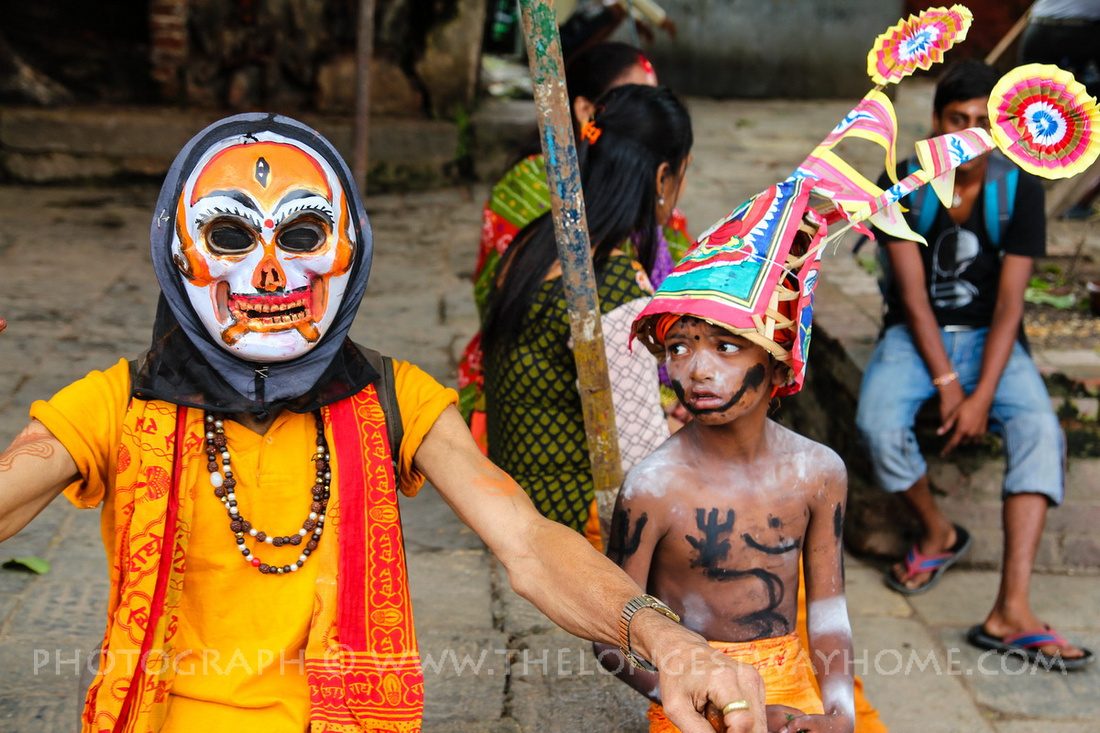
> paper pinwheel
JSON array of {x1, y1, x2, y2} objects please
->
[
  {"x1": 988, "y1": 63, "x2": 1100, "y2": 179},
  {"x1": 867, "y1": 4, "x2": 973, "y2": 86}
]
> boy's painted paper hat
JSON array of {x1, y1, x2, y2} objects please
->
[{"x1": 632, "y1": 177, "x2": 825, "y2": 397}]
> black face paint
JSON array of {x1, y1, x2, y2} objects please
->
[
  {"x1": 833, "y1": 502, "x2": 843, "y2": 540},
  {"x1": 670, "y1": 378, "x2": 686, "y2": 404},
  {"x1": 742, "y1": 533, "x2": 800, "y2": 555},
  {"x1": 677, "y1": 363, "x2": 767, "y2": 417},
  {"x1": 607, "y1": 507, "x2": 648, "y2": 566},
  {"x1": 768, "y1": 514, "x2": 782, "y2": 529}
]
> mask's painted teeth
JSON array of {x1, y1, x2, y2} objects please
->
[{"x1": 227, "y1": 287, "x2": 314, "y2": 329}]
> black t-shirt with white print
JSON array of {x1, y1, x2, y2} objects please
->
[{"x1": 876, "y1": 164, "x2": 1045, "y2": 329}]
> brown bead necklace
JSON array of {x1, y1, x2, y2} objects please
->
[{"x1": 204, "y1": 411, "x2": 330, "y2": 575}]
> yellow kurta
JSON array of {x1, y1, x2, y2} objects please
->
[{"x1": 31, "y1": 358, "x2": 456, "y2": 733}]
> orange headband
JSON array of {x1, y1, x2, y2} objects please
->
[{"x1": 652, "y1": 313, "x2": 684, "y2": 345}]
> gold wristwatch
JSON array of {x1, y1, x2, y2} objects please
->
[{"x1": 618, "y1": 594, "x2": 681, "y2": 671}]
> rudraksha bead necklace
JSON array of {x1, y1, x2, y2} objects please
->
[{"x1": 204, "y1": 412, "x2": 330, "y2": 575}]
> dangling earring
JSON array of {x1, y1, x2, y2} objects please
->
[{"x1": 658, "y1": 196, "x2": 666, "y2": 206}]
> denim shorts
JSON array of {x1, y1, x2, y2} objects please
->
[{"x1": 855, "y1": 325, "x2": 1065, "y2": 505}]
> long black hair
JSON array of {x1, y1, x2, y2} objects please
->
[
  {"x1": 566, "y1": 42, "x2": 652, "y2": 106},
  {"x1": 513, "y1": 41, "x2": 653, "y2": 162},
  {"x1": 933, "y1": 59, "x2": 999, "y2": 116},
  {"x1": 482, "y1": 84, "x2": 692, "y2": 353}
]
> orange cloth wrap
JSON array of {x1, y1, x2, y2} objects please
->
[
  {"x1": 646, "y1": 633, "x2": 823, "y2": 733},
  {"x1": 652, "y1": 313, "x2": 684, "y2": 346}
]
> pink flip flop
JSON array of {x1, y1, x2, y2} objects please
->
[
  {"x1": 884, "y1": 524, "x2": 971, "y2": 595},
  {"x1": 968, "y1": 624, "x2": 1095, "y2": 671}
]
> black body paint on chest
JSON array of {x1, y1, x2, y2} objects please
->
[
  {"x1": 685, "y1": 508, "x2": 735, "y2": 569},
  {"x1": 607, "y1": 508, "x2": 648, "y2": 566},
  {"x1": 742, "y1": 533, "x2": 800, "y2": 555},
  {"x1": 684, "y1": 507, "x2": 792, "y2": 639}
]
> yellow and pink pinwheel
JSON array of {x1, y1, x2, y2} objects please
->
[
  {"x1": 867, "y1": 4, "x2": 973, "y2": 87},
  {"x1": 989, "y1": 63, "x2": 1100, "y2": 179}
]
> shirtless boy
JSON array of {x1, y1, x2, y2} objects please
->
[{"x1": 597, "y1": 179, "x2": 855, "y2": 733}]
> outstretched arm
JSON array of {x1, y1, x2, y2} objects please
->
[
  {"x1": 414, "y1": 406, "x2": 766, "y2": 733},
  {"x1": 782, "y1": 457, "x2": 854, "y2": 733},
  {"x1": 0, "y1": 319, "x2": 80, "y2": 541},
  {"x1": 0, "y1": 420, "x2": 79, "y2": 542}
]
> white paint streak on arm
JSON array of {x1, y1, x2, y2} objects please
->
[
  {"x1": 821, "y1": 675, "x2": 855, "y2": 723},
  {"x1": 807, "y1": 595, "x2": 852, "y2": 639}
]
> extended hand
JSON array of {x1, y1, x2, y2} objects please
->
[
  {"x1": 938, "y1": 392, "x2": 991, "y2": 456},
  {"x1": 776, "y1": 711, "x2": 852, "y2": 733},
  {"x1": 656, "y1": 639, "x2": 766, "y2": 733},
  {"x1": 0, "y1": 317, "x2": 6, "y2": 334}
]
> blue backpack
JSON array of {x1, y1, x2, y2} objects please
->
[{"x1": 903, "y1": 151, "x2": 1020, "y2": 248}]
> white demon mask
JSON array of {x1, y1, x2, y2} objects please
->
[{"x1": 171, "y1": 134, "x2": 355, "y2": 362}]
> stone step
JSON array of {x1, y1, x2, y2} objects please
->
[{"x1": 0, "y1": 106, "x2": 465, "y2": 191}]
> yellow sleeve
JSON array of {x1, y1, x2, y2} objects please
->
[
  {"x1": 392, "y1": 360, "x2": 459, "y2": 497},
  {"x1": 28, "y1": 359, "x2": 131, "y2": 509}
]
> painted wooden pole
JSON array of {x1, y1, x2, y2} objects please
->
[
  {"x1": 518, "y1": 0, "x2": 624, "y2": 533},
  {"x1": 352, "y1": 0, "x2": 375, "y2": 191}
]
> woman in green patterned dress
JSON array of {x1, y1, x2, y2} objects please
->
[
  {"x1": 481, "y1": 84, "x2": 693, "y2": 544},
  {"x1": 458, "y1": 43, "x2": 692, "y2": 449}
]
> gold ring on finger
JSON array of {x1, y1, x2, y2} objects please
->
[{"x1": 721, "y1": 699, "x2": 750, "y2": 715}]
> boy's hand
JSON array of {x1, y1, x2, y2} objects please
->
[
  {"x1": 936, "y1": 381, "x2": 965, "y2": 426},
  {"x1": 0, "y1": 317, "x2": 6, "y2": 334},
  {"x1": 938, "y1": 391, "x2": 992, "y2": 456},
  {"x1": 765, "y1": 705, "x2": 804, "y2": 731},
  {"x1": 775, "y1": 711, "x2": 852, "y2": 733}
]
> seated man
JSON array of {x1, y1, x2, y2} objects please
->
[{"x1": 856, "y1": 60, "x2": 1092, "y2": 668}]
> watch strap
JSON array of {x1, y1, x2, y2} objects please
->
[{"x1": 618, "y1": 594, "x2": 681, "y2": 671}]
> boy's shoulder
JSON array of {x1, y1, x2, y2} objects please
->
[
  {"x1": 619, "y1": 435, "x2": 693, "y2": 504},
  {"x1": 768, "y1": 420, "x2": 846, "y2": 482}
]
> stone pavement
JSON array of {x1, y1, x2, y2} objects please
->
[{"x1": 1, "y1": 87, "x2": 1098, "y2": 732}]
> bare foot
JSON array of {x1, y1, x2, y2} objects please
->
[
  {"x1": 983, "y1": 611, "x2": 1087, "y2": 659},
  {"x1": 891, "y1": 524, "x2": 957, "y2": 591}
]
